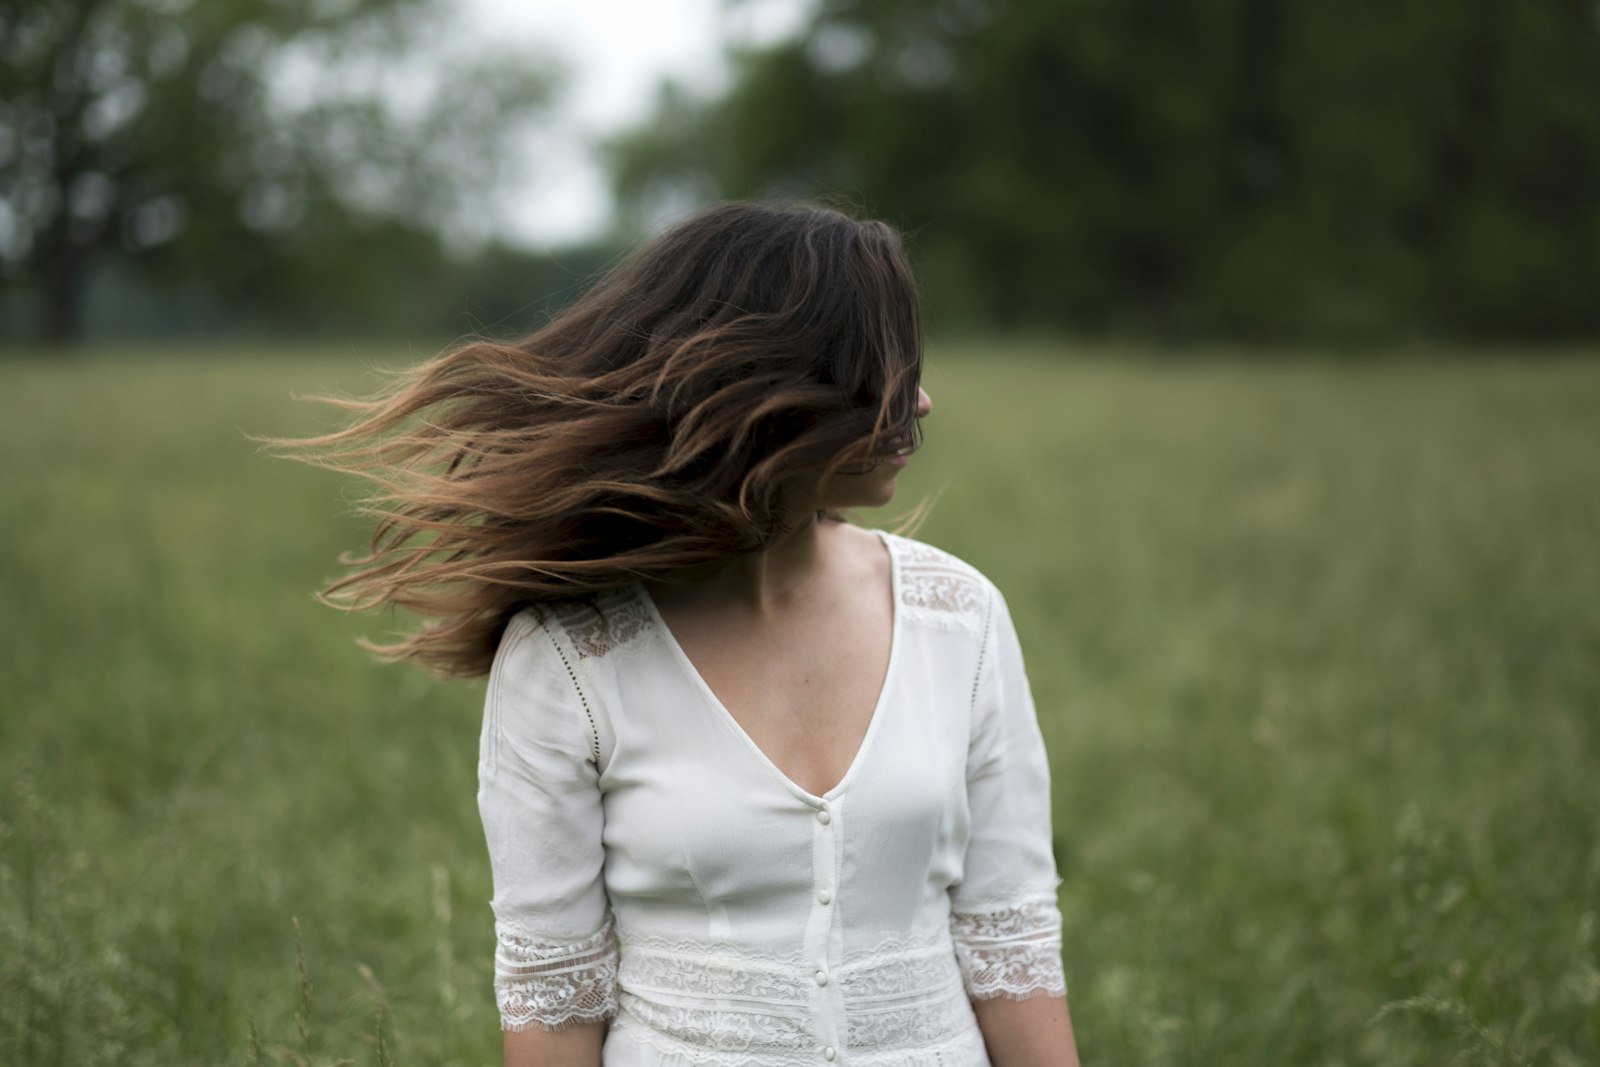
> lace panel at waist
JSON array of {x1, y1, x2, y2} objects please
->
[{"x1": 613, "y1": 930, "x2": 975, "y2": 1057}]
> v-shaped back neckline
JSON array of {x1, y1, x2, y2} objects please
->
[{"x1": 632, "y1": 527, "x2": 902, "y2": 805}]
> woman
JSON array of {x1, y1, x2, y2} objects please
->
[{"x1": 278, "y1": 201, "x2": 1079, "y2": 1064}]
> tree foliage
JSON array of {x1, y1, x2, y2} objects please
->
[
  {"x1": 611, "y1": 0, "x2": 1600, "y2": 342},
  {"x1": 0, "y1": 0, "x2": 557, "y2": 344}
]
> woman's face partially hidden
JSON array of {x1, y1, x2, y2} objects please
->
[{"x1": 811, "y1": 387, "x2": 934, "y2": 511}]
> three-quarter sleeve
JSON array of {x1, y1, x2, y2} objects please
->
[
  {"x1": 948, "y1": 581, "x2": 1068, "y2": 1001},
  {"x1": 477, "y1": 609, "x2": 618, "y2": 1032}
]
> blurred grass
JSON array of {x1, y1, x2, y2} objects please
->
[{"x1": 2, "y1": 343, "x2": 1598, "y2": 1066}]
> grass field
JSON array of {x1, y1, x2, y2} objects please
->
[{"x1": 2, "y1": 343, "x2": 1598, "y2": 1066}]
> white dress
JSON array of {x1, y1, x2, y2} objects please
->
[{"x1": 477, "y1": 529, "x2": 1066, "y2": 1065}]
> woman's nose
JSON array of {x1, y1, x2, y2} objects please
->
[{"x1": 916, "y1": 387, "x2": 932, "y2": 418}]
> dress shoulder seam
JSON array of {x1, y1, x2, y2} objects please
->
[
  {"x1": 971, "y1": 582, "x2": 999, "y2": 719},
  {"x1": 484, "y1": 606, "x2": 602, "y2": 771},
  {"x1": 524, "y1": 604, "x2": 604, "y2": 766}
]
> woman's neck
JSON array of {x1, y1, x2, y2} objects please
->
[{"x1": 643, "y1": 511, "x2": 847, "y2": 616}]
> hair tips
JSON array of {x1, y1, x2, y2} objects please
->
[{"x1": 257, "y1": 200, "x2": 926, "y2": 678}]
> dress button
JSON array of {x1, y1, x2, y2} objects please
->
[
  {"x1": 817, "y1": 889, "x2": 832, "y2": 905},
  {"x1": 823, "y1": 1047, "x2": 837, "y2": 1062},
  {"x1": 816, "y1": 808, "x2": 832, "y2": 826},
  {"x1": 814, "y1": 969, "x2": 829, "y2": 987}
]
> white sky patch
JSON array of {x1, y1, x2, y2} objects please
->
[{"x1": 457, "y1": 0, "x2": 813, "y2": 247}]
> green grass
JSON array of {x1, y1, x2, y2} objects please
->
[{"x1": 2, "y1": 343, "x2": 1598, "y2": 1066}]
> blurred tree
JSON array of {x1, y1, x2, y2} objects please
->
[
  {"x1": 610, "y1": 0, "x2": 1600, "y2": 343},
  {"x1": 0, "y1": 0, "x2": 556, "y2": 345}
]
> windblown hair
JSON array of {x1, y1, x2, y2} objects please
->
[{"x1": 259, "y1": 200, "x2": 927, "y2": 679}]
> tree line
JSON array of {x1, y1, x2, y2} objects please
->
[
  {"x1": 0, "y1": 0, "x2": 590, "y2": 346},
  {"x1": 612, "y1": 0, "x2": 1600, "y2": 344},
  {"x1": 6, "y1": 0, "x2": 1599, "y2": 347}
]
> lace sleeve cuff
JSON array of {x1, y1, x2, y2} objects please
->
[
  {"x1": 949, "y1": 896, "x2": 1067, "y2": 1001},
  {"x1": 494, "y1": 917, "x2": 620, "y2": 1032}
]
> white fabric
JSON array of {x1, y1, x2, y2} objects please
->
[{"x1": 477, "y1": 529, "x2": 1066, "y2": 1064}]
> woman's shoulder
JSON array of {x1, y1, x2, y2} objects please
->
[
  {"x1": 876, "y1": 528, "x2": 999, "y2": 638},
  {"x1": 879, "y1": 528, "x2": 994, "y2": 582},
  {"x1": 488, "y1": 594, "x2": 635, "y2": 766},
  {"x1": 503, "y1": 585, "x2": 654, "y2": 665}
]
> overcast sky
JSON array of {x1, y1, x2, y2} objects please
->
[{"x1": 458, "y1": 0, "x2": 812, "y2": 247}]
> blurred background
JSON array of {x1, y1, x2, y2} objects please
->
[
  {"x1": 3, "y1": 1, "x2": 1598, "y2": 1064},
  {"x1": 8, "y1": 0, "x2": 1600, "y2": 347}
]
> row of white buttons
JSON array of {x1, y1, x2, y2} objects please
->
[
  {"x1": 816, "y1": 807, "x2": 833, "y2": 902},
  {"x1": 816, "y1": 804, "x2": 835, "y2": 1060}
]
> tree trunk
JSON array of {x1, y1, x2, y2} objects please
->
[
  {"x1": 1219, "y1": 0, "x2": 1292, "y2": 210},
  {"x1": 38, "y1": 214, "x2": 89, "y2": 348}
]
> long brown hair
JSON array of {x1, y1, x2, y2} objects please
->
[{"x1": 257, "y1": 200, "x2": 927, "y2": 678}]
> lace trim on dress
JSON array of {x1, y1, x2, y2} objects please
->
[
  {"x1": 844, "y1": 985, "x2": 974, "y2": 1053},
  {"x1": 609, "y1": 928, "x2": 980, "y2": 1062},
  {"x1": 547, "y1": 587, "x2": 655, "y2": 661},
  {"x1": 949, "y1": 896, "x2": 1068, "y2": 1001},
  {"x1": 838, "y1": 934, "x2": 975, "y2": 1052},
  {"x1": 619, "y1": 931, "x2": 813, "y2": 1007},
  {"x1": 494, "y1": 916, "x2": 620, "y2": 1032},
  {"x1": 890, "y1": 535, "x2": 990, "y2": 638},
  {"x1": 835, "y1": 930, "x2": 963, "y2": 1000}
]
